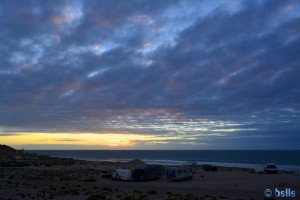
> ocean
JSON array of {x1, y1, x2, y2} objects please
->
[{"x1": 27, "y1": 150, "x2": 300, "y2": 172}]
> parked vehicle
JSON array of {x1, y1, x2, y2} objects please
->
[
  {"x1": 132, "y1": 164, "x2": 163, "y2": 181},
  {"x1": 264, "y1": 162, "x2": 278, "y2": 174},
  {"x1": 184, "y1": 162, "x2": 197, "y2": 173},
  {"x1": 254, "y1": 164, "x2": 265, "y2": 174},
  {"x1": 202, "y1": 164, "x2": 217, "y2": 172},
  {"x1": 166, "y1": 166, "x2": 193, "y2": 181},
  {"x1": 100, "y1": 169, "x2": 114, "y2": 179},
  {"x1": 112, "y1": 169, "x2": 133, "y2": 181}
]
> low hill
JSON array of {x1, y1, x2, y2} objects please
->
[{"x1": 0, "y1": 144, "x2": 16, "y2": 155}]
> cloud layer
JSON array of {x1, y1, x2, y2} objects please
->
[{"x1": 0, "y1": 0, "x2": 300, "y2": 149}]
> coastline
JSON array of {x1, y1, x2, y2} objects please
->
[
  {"x1": 26, "y1": 150, "x2": 300, "y2": 172},
  {"x1": 93, "y1": 159, "x2": 300, "y2": 172}
]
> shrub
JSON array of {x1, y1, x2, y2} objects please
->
[
  {"x1": 87, "y1": 194, "x2": 107, "y2": 200},
  {"x1": 139, "y1": 194, "x2": 148, "y2": 199},
  {"x1": 102, "y1": 187, "x2": 113, "y2": 193},
  {"x1": 123, "y1": 195, "x2": 135, "y2": 200},
  {"x1": 147, "y1": 190, "x2": 157, "y2": 195},
  {"x1": 84, "y1": 178, "x2": 97, "y2": 182},
  {"x1": 65, "y1": 189, "x2": 80, "y2": 195}
]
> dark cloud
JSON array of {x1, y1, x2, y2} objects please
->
[{"x1": 0, "y1": 0, "x2": 299, "y2": 149}]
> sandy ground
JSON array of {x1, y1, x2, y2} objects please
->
[{"x1": 0, "y1": 163, "x2": 299, "y2": 200}]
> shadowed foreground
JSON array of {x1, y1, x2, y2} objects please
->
[{"x1": 0, "y1": 160, "x2": 299, "y2": 200}]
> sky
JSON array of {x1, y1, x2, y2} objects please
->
[{"x1": 0, "y1": 0, "x2": 300, "y2": 150}]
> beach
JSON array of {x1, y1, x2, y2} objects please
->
[{"x1": 1, "y1": 160, "x2": 299, "y2": 200}]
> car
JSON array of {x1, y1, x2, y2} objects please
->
[{"x1": 265, "y1": 162, "x2": 278, "y2": 174}]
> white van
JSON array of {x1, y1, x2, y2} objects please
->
[
  {"x1": 264, "y1": 162, "x2": 278, "y2": 174},
  {"x1": 166, "y1": 166, "x2": 193, "y2": 181},
  {"x1": 112, "y1": 169, "x2": 133, "y2": 181},
  {"x1": 254, "y1": 164, "x2": 265, "y2": 174}
]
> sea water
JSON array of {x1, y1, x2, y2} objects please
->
[{"x1": 27, "y1": 150, "x2": 300, "y2": 172}]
